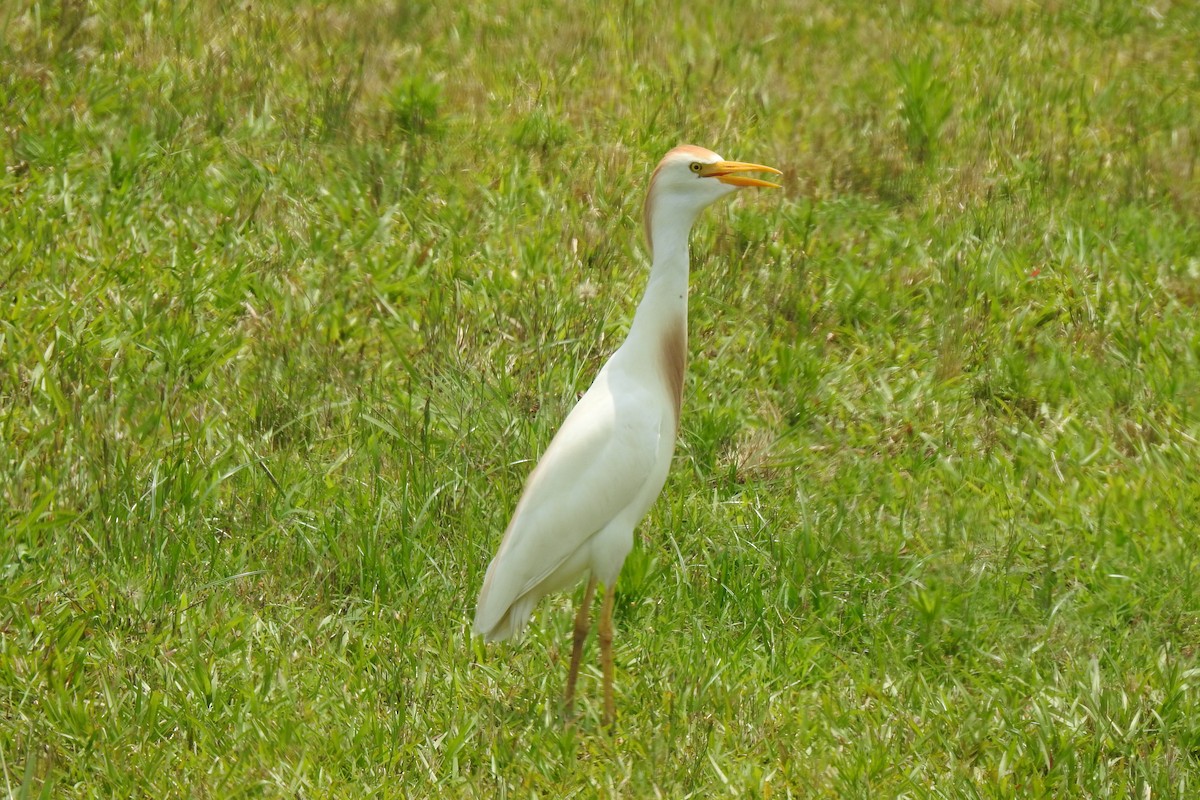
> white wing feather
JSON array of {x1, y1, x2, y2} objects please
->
[{"x1": 473, "y1": 369, "x2": 663, "y2": 640}]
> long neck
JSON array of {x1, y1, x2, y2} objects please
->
[
  {"x1": 625, "y1": 205, "x2": 696, "y2": 420},
  {"x1": 630, "y1": 227, "x2": 689, "y2": 339}
]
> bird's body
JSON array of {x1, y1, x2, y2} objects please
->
[
  {"x1": 474, "y1": 251, "x2": 686, "y2": 643},
  {"x1": 473, "y1": 145, "x2": 780, "y2": 724}
]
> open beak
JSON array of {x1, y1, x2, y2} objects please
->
[{"x1": 699, "y1": 160, "x2": 783, "y2": 189}]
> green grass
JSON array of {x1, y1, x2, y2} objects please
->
[{"x1": 3, "y1": 0, "x2": 1200, "y2": 796}]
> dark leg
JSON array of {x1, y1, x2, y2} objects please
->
[
  {"x1": 599, "y1": 583, "x2": 617, "y2": 728},
  {"x1": 564, "y1": 576, "x2": 597, "y2": 720}
]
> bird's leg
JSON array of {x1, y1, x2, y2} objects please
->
[
  {"x1": 599, "y1": 583, "x2": 617, "y2": 728},
  {"x1": 564, "y1": 576, "x2": 597, "y2": 721}
]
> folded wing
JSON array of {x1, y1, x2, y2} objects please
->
[{"x1": 473, "y1": 376, "x2": 662, "y2": 640}]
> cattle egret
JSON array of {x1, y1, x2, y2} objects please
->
[{"x1": 473, "y1": 145, "x2": 781, "y2": 726}]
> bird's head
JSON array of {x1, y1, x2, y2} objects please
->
[{"x1": 643, "y1": 145, "x2": 781, "y2": 256}]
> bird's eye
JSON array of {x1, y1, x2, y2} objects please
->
[{"x1": 689, "y1": 162, "x2": 703, "y2": 173}]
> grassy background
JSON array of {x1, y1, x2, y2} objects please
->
[{"x1": 3, "y1": 0, "x2": 1200, "y2": 796}]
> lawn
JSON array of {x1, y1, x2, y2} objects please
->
[{"x1": 2, "y1": 0, "x2": 1199, "y2": 796}]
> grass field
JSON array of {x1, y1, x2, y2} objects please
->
[{"x1": 3, "y1": 0, "x2": 1200, "y2": 796}]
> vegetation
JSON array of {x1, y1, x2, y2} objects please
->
[{"x1": 2, "y1": 0, "x2": 1199, "y2": 796}]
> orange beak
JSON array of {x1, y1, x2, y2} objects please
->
[{"x1": 699, "y1": 160, "x2": 783, "y2": 189}]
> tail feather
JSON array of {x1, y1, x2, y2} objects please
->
[
  {"x1": 473, "y1": 554, "x2": 520, "y2": 641},
  {"x1": 473, "y1": 587, "x2": 535, "y2": 642}
]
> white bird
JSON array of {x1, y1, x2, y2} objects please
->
[{"x1": 473, "y1": 145, "x2": 781, "y2": 726}]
